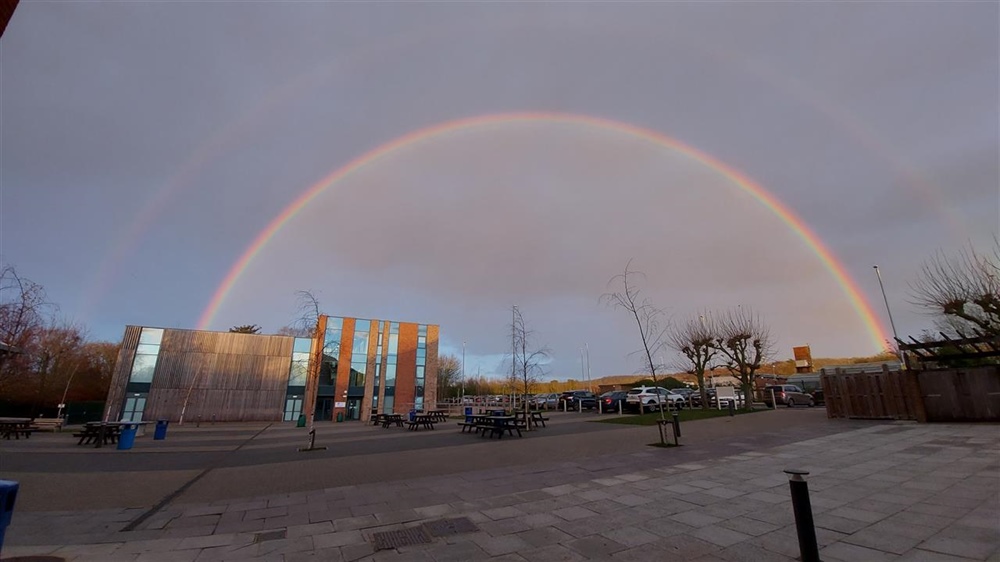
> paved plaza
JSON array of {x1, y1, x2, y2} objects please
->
[{"x1": 1, "y1": 409, "x2": 997, "y2": 561}]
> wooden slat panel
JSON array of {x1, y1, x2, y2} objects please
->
[{"x1": 135, "y1": 329, "x2": 295, "y2": 422}]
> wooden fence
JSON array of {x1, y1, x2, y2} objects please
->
[{"x1": 822, "y1": 365, "x2": 999, "y2": 422}]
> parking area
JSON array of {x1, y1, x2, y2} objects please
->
[{"x1": 2, "y1": 409, "x2": 997, "y2": 561}]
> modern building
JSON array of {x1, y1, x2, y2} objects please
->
[{"x1": 103, "y1": 315, "x2": 439, "y2": 423}]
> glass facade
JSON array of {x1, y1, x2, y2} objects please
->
[
  {"x1": 121, "y1": 327, "x2": 163, "y2": 421},
  {"x1": 415, "y1": 325, "x2": 427, "y2": 410},
  {"x1": 128, "y1": 328, "x2": 163, "y2": 384},
  {"x1": 382, "y1": 322, "x2": 399, "y2": 414},
  {"x1": 283, "y1": 337, "x2": 312, "y2": 421}
]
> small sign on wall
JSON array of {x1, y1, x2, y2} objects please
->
[{"x1": 335, "y1": 402, "x2": 346, "y2": 408}]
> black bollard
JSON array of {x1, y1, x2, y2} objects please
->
[
  {"x1": 784, "y1": 469, "x2": 820, "y2": 562},
  {"x1": 672, "y1": 412, "x2": 681, "y2": 438},
  {"x1": 728, "y1": 399, "x2": 735, "y2": 417}
]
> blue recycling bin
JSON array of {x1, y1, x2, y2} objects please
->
[
  {"x1": 409, "y1": 409, "x2": 417, "y2": 422},
  {"x1": 154, "y1": 419, "x2": 169, "y2": 440},
  {"x1": 464, "y1": 406, "x2": 473, "y2": 423},
  {"x1": 0, "y1": 479, "x2": 19, "y2": 551},
  {"x1": 117, "y1": 423, "x2": 138, "y2": 450}
]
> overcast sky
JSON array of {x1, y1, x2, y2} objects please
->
[{"x1": 2, "y1": 3, "x2": 997, "y2": 381}]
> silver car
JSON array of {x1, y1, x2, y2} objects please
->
[{"x1": 532, "y1": 393, "x2": 559, "y2": 409}]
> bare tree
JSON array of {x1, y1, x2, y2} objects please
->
[
  {"x1": 436, "y1": 354, "x2": 462, "y2": 399},
  {"x1": 603, "y1": 261, "x2": 672, "y2": 443},
  {"x1": 292, "y1": 290, "x2": 322, "y2": 335},
  {"x1": 229, "y1": 324, "x2": 262, "y2": 334},
  {"x1": 910, "y1": 238, "x2": 999, "y2": 337},
  {"x1": 0, "y1": 265, "x2": 52, "y2": 393},
  {"x1": 28, "y1": 321, "x2": 85, "y2": 417},
  {"x1": 509, "y1": 306, "x2": 548, "y2": 425},
  {"x1": 668, "y1": 312, "x2": 718, "y2": 410},
  {"x1": 714, "y1": 307, "x2": 774, "y2": 410}
]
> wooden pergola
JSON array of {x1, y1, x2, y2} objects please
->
[{"x1": 896, "y1": 331, "x2": 1000, "y2": 370}]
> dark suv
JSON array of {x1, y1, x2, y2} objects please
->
[{"x1": 559, "y1": 390, "x2": 597, "y2": 410}]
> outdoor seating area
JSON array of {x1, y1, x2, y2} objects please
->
[
  {"x1": 71, "y1": 421, "x2": 150, "y2": 447},
  {"x1": 457, "y1": 409, "x2": 549, "y2": 439},
  {"x1": 369, "y1": 410, "x2": 452, "y2": 431}
]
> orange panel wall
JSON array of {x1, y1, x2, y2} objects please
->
[
  {"x1": 333, "y1": 317, "x2": 355, "y2": 419},
  {"x1": 394, "y1": 322, "x2": 418, "y2": 412}
]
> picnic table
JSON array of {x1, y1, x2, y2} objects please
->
[
  {"x1": 0, "y1": 418, "x2": 33, "y2": 440},
  {"x1": 426, "y1": 410, "x2": 449, "y2": 422},
  {"x1": 379, "y1": 414, "x2": 404, "y2": 429},
  {"x1": 515, "y1": 411, "x2": 549, "y2": 429},
  {"x1": 75, "y1": 421, "x2": 149, "y2": 448},
  {"x1": 406, "y1": 414, "x2": 437, "y2": 431},
  {"x1": 458, "y1": 415, "x2": 522, "y2": 439}
]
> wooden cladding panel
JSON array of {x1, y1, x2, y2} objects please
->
[
  {"x1": 393, "y1": 322, "x2": 418, "y2": 413},
  {"x1": 103, "y1": 325, "x2": 143, "y2": 422},
  {"x1": 161, "y1": 330, "x2": 292, "y2": 357},
  {"x1": 144, "y1": 388, "x2": 287, "y2": 422},
  {"x1": 137, "y1": 330, "x2": 295, "y2": 422}
]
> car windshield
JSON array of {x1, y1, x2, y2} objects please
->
[{"x1": 627, "y1": 389, "x2": 642, "y2": 395}]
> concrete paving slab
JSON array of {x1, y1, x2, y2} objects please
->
[{"x1": 3, "y1": 412, "x2": 998, "y2": 561}]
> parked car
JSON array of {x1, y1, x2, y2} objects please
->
[
  {"x1": 763, "y1": 384, "x2": 815, "y2": 408},
  {"x1": 559, "y1": 390, "x2": 598, "y2": 410},
  {"x1": 672, "y1": 388, "x2": 697, "y2": 405},
  {"x1": 625, "y1": 386, "x2": 686, "y2": 413},
  {"x1": 786, "y1": 374, "x2": 825, "y2": 405},
  {"x1": 598, "y1": 391, "x2": 628, "y2": 413},
  {"x1": 532, "y1": 393, "x2": 559, "y2": 409}
]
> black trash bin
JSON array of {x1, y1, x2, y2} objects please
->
[
  {"x1": 154, "y1": 419, "x2": 169, "y2": 440},
  {"x1": 0, "y1": 479, "x2": 19, "y2": 551}
]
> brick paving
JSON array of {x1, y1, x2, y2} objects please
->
[{"x1": 1, "y1": 410, "x2": 998, "y2": 561}]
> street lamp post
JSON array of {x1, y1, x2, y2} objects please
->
[
  {"x1": 461, "y1": 341, "x2": 466, "y2": 404},
  {"x1": 873, "y1": 265, "x2": 904, "y2": 366}
]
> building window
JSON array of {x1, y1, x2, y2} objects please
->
[
  {"x1": 128, "y1": 327, "x2": 163, "y2": 384},
  {"x1": 415, "y1": 324, "x2": 427, "y2": 409},
  {"x1": 383, "y1": 322, "x2": 399, "y2": 414}
]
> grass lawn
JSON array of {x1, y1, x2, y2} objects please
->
[{"x1": 595, "y1": 407, "x2": 764, "y2": 426}]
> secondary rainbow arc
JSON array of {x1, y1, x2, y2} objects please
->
[{"x1": 197, "y1": 112, "x2": 889, "y2": 351}]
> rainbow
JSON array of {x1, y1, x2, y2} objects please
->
[{"x1": 196, "y1": 112, "x2": 890, "y2": 350}]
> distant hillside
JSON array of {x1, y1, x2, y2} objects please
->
[{"x1": 540, "y1": 352, "x2": 900, "y2": 391}]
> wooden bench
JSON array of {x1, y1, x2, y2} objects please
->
[{"x1": 30, "y1": 418, "x2": 63, "y2": 432}]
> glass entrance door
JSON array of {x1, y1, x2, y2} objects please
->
[
  {"x1": 121, "y1": 393, "x2": 147, "y2": 422},
  {"x1": 346, "y1": 398, "x2": 361, "y2": 420},
  {"x1": 315, "y1": 398, "x2": 333, "y2": 421}
]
